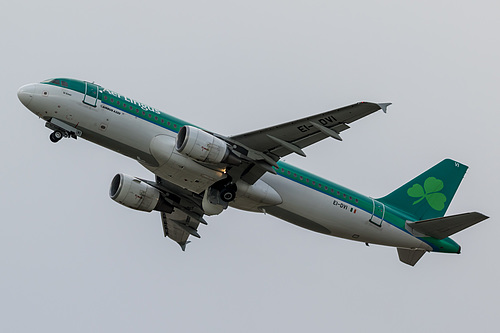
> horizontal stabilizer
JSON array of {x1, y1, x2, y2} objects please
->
[
  {"x1": 407, "y1": 212, "x2": 489, "y2": 240},
  {"x1": 397, "y1": 248, "x2": 426, "y2": 266}
]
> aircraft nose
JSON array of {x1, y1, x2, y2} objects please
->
[{"x1": 17, "y1": 83, "x2": 36, "y2": 107}]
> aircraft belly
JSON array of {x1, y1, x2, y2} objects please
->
[
  {"x1": 102, "y1": 111, "x2": 163, "y2": 157},
  {"x1": 146, "y1": 134, "x2": 226, "y2": 194},
  {"x1": 261, "y1": 174, "x2": 430, "y2": 250},
  {"x1": 80, "y1": 126, "x2": 159, "y2": 166},
  {"x1": 142, "y1": 158, "x2": 225, "y2": 194}
]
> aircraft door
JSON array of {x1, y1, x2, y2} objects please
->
[
  {"x1": 370, "y1": 199, "x2": 385, "y2": 227},
  {"x1": 83, "y1": 82, "x2": 99, "y2": 107}
]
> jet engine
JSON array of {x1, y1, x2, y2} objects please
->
[
  {"x1": 176, "y1": 125, "x2": 240, "y2": 165},
  {"x1": 109, "y1": 174, "x2": 172, "y2": 213}
]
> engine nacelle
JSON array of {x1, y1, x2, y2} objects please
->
[
  {"x1": 176, "y1": 125, "x2": 240, "y2": 165},
  {"x1": 109, "y1": 174, "x2": 164, "y2": 212}
]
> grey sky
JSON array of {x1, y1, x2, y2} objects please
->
[{"x1": 1, "y1": 1, "x2": 498, "y2": 332}]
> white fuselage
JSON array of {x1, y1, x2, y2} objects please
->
[{"x1": 19, "y1": 82, "x2": 431, "y2": 251}]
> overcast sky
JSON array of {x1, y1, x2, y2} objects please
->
[{"x1": 1, "y1": 1, "x2": 499, "y2": 332}]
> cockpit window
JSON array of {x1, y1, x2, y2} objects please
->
[
  {"x1": 46, "y1": 79, "x2": 68, "y2": 87},
  {"x1": 41, "y1": 78, "x2": 86, "y2": 94}
]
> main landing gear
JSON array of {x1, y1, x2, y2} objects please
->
[
  {"x1": 202, "y1": 181, "x2": 238, "y2": 215},
  {"x1": 219, "y1": 183, "x2": 237, "y2": 202},
  {"x1": 207, "y1": 180, "x2": 238, "y2": 204}
]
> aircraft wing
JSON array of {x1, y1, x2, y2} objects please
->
[
  {"x1": 225, "y1": 102, "x2": 390, "y2": 183},
  {"x1": 161, "y1": 209, "x2": 201, "y2": 250},
  {"x1": 140, "y1": 176, "x2": 207, "y2": 250},
  {"x1": 229, "y1": 102, "x2": 390, "y2": 158}
]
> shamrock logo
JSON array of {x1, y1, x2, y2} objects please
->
[{"x1": 407, "y1": 177, "x2": 447, "y2": 211}]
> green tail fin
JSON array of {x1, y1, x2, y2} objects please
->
[{"x1": 378, "y1": 159, "x2": 468, "y2": 220}]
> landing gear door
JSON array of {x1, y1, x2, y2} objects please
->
[
  {"x1": 370, "y1": 199, "x2": 385, "y2": 227},
  {"x1": 83, "y1": 82, "x2": 99, "y2": 107}
]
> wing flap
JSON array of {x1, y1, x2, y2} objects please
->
[{"x1": 407, "y1": 212, "x2": 489, "y2": 240}]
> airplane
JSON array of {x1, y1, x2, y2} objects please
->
[{"x1": 17, "y1": 78, "x2": 489, "y2": 266}]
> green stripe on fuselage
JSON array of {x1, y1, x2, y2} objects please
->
[{"x1": 99, "y1": 90, "x2": 191, "y2": 133}]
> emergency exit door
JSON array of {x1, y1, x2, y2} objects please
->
[
  {"x1": 83, "y1": 82, "x2": 99, "y2": 107},
  {"x1": 370, "y1": 199, "x2": 385, "y2": 227}
]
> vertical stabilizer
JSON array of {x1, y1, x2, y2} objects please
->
[{"x1": 378, "y1": 159, "x2": 468, "y2": 220}]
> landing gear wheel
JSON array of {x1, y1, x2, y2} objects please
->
[
  {"x1": 220, "y1": 188, "x2": 235, "y2": 202},
  {"x1": 220, "y1": 184, "x2": 237, "y2": 202},
  {"x1": 50, "y1": 131, "x2": 63, "y2": 143}
]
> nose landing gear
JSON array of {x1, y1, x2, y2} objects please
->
[
  {"x1": 49, "y1": 131, "x2": 63, "y2": 143},
  {"x1": 45, "y1": 118, "x2": 82, "y2": 143}
]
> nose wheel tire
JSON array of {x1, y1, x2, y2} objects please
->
[{"x1": 50, "y1": 131, "x2": 63, "y2": 143}]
